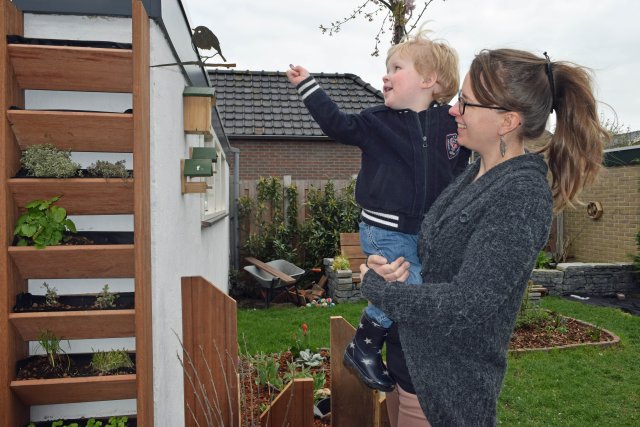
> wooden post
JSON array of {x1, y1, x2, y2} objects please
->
[
  {"x1": 260, "y1": 378, "x2": 314, "y2": 427},
  {"x1": 330, "y1": 316, "x2": 382, "y2": 427}
]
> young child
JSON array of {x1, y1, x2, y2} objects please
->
[{"x1": 286, "y1": 30, "x2": 470, "y2": 392}]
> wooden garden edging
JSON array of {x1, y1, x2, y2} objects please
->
[
  {"x1": 330, "y1": 316, "x2": 390, "y2": 427},
  {"x1": 259, "y1": 378, "x2": 314, "y2": 427},
  {"x1": 182, "y1": 276, "x2": 240, "y2": 427}
]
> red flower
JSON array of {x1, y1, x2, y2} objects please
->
[{"x1": 301, "y1": 323, "x2": 308, "y2": 335}]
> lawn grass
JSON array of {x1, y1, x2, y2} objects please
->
[
  {"x1": 237, "y1": 301, "x2": 366, "y2": 354},
  {"x1": 237, "y1": 296, "x2": 640, "y2": 426},
  {"x1": 497, "y1": 296, "x2": 640, "y2": 426}
]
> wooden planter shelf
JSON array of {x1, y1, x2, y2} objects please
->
[
  {"x1": 9, "y1": 178, "x2": 134, "y2": 214},
  {"x1": 9, "y1": 245, "x2": 135, "y2": 279},
  {"x1": 8, "y1": 44, "x2": 133, "y2": 92},
  {"x1": 10, "y1": 374, "x2": 137, "y2": 405},
  {"x1": 8, "y1": 110, "x2": 134, "y2": 152},
  {"x1": 10, "y1": 309, "x2": 135, "y2": 340}
]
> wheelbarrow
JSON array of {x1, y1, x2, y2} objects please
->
[{"x1": 244, "y1": 257, "x2": 306, "y2": 308}]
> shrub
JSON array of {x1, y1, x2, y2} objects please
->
[
  {"x1": 299, "y1": 179, "x2": 359, "y2": 268},
  {"x1": 20, "y1": 144, "x2": 80, "y2": 178},
  {"x1": 239, "y1": 177, "x2": 298, "y2": 264},
  {"x1": 86, "y1": 160, "x2": 129, "y2": 179}
]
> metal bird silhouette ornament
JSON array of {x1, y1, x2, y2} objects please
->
[{"x1": 192, "y1": 25, "x2": 226, "y2": 62}]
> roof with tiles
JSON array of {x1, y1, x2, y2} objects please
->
[{"x1": 207, "y1": 69, "x2": 384, "y2": 139}]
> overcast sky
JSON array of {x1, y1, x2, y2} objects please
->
[{"x1": 184, "y1": 0, "x2": 640, "y2": 133}]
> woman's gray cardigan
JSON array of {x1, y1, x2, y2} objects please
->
[{"x1": 361, "y1": 153, "x2": 553, "y2": 426}]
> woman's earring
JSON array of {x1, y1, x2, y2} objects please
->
[{"x1": 499, "y1": 135, "x2": 506, "y2": 157}]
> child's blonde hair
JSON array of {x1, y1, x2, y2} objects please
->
[{"x1": 386, "y1": 28, "x2": 459, "y2": 104}]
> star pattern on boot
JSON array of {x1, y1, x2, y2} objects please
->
[
  {"x1": 364, "y1": 337, "x2": 373, "y2": 345},
  {"x1": 361, "y1": 358, "x2": 373, "y2": 366}
]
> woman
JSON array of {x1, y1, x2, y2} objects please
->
[{"x1": 360, "y1": 49, "x2": 609, "y2": 427}]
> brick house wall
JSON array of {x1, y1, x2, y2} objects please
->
[
  {"x1": 232, "y1": 139, "x2": 360, "y2": 180},
  {"x1": 563, "y1": 163, "x2": 639, "y2": 262}
]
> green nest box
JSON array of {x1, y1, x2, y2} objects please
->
[
  {"x1": 183, "y1": 159, "x2": 213, "y2": 177},
  {"x1": 191, "y1": 147, "x2": 217, "y2": 162}
]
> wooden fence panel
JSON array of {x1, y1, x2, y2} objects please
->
[
  {"x1": 181, "y1": 276, "x2": 240, "y2": 427},
  {"x1": 330, "y1": 316, "x2": 389, "y2": 427},
  {"x1": 259, "y1": 377, "x2": 314, "y2": 427}
]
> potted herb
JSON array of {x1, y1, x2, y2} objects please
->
[
  {"x1": 13, "y1": 196, "x2": 76, "y2": 248},
  {"x1": 20, "y1": 144, "x2": 80, "y2": 178}
]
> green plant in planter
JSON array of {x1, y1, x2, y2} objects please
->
[
  {"x1": 332, "y1": 255, "x2": 351, "y2": 271},
  {"x1": 86, "y1": 160, "x2": 129, "y2": 179},
  {"x1": 295, "y1": 349, "x2": 324, "y2": 367},
  {"x1": 94, "y1": 284, "x2": 119, "y2": 309},
  {"x1": 91, "y1": 348, "x2": 134, "y2": 374},
  {"x1": 36, "y1": 329, "x2": 70, "y2": 370},
  {"x1": 13, "y1": 196, "x2": 77, "y2": 248},
  {"x1": 42, "y1": 282, "x2": 59, "y2": 307},
  {"x1": 20, "y1": 143, "x2": 80, "y2": 178}
]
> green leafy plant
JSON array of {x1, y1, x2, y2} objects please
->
[
  {"x1": 94, "y1": 284, "x2": 119, "y2": 309},
  {"x1": 248, "y1": 351, "x2": 283, "y2": 390},
  {"x1": 13, "y1": 196, "x2": 77, "y2": 248},
  {"x1": 90, "y1": 349, "x2": 134, "y2": 374},
  {"x1": 20, "y1": 143, "x2": 80, "y2": 178},
  {"x1": 104, "y1": 417, "x2": 129, "y2": 427},
  {"x1": 36, "y1": 329, "x2": 69, "y2": 370},
  {"x1": 42, "y1": 282, "x2": 59, "y2": 307},
  {"x1": 86, "y1": 160, "x2": 129, "y2": 179},
  {"x1": 332, "y1": 255, "x2": 351, "y2": 271},
  {"x1": 295, "y1": 349, "x2": 324, "y2": 367},
  {"x1": 535, "y1": 251, "x2": 554, "y2": 269}
]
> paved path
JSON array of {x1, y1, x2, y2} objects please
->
[{"x1": 564, "y1": 294, "x2": 640, "y2": 316}]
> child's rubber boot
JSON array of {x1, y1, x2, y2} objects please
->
[{"x1": 343, "y1": 311, "x2": 395, "y2": 392}]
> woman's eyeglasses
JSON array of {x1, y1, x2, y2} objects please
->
[{"x1": 457, "y1": 90, "x2": 509, "y2": 115}]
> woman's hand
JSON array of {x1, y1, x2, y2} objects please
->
[{"x1": 360, "y1": 254, "x2": 410, "y2": 283}]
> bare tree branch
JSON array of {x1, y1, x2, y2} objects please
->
[{"x1": 320, "y1": 0, "x2": 446, "y2": 55}]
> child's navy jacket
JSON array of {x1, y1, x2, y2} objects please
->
[{"x1": 296, "y1": 76, "x2": 471, "y2": 234}]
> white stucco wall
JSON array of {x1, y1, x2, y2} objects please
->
[
  {"x1": 22, "y1": 12, "x2": 230, "y2": 425},
  {"x1": 149, "y1": 19, "x2": 230, "y2": 426}
]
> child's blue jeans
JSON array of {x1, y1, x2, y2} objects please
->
[{"x1": 359, "y1": 222, "x2": 422, "y2": 328}]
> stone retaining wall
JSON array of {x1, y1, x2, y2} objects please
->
[{"x1": 531, "y1": 262, "x2": 640, "y2": 296}]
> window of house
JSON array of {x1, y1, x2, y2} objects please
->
[{"x1": 201, "y1": 133, "x2": 228, "y2": 222}]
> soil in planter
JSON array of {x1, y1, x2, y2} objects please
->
[
  {"x1": 16, "y1": 353, "x2": 136, "y2": 380},
  {"x1": 25, "y1": 415, "x2": 137, "y2": 427},
  {"x1": 13, "y1": 291, "x2": 134, "y2": 313},
  {"x1": 12, "y1": 231, "x2": 134, "y2": 247}
]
